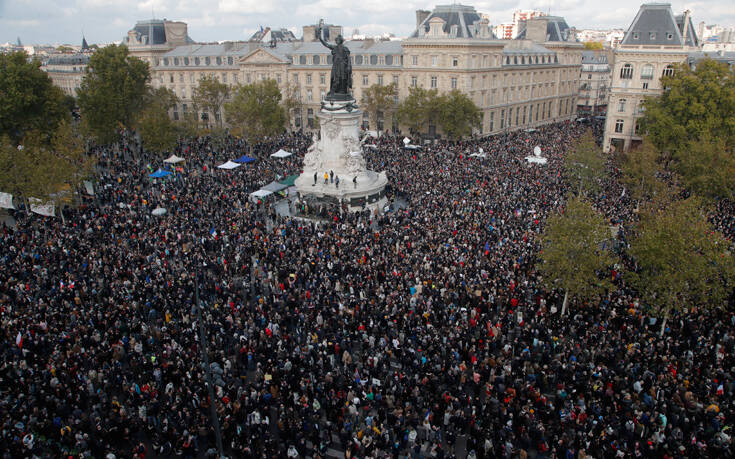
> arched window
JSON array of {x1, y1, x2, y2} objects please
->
[
  {"x1": 385, "y1": 55, "x2": 393, "y2": 66},
  {"x1": 299, "y1": 55, "x2": 307, "y2": 65},
  {"x1": 370, "y1": 55, "x2": 378, "y2": 65},
  {"x1": 313, "y1": 55, "x2": 320, "y2": 65},
  {"x1": 640, "y1": 64, "x2": 654, "y2": 80},
  {"x1": 521, "y1": 56, "x2": 525, "y2": 65},
  {"x1": 355, "y1": 55, "x2": 363, "y2": 65},
  {"x1": 620, "y1": 63, "x2": 633, "y2": 79},
  {"x1": 662, "y1": 64, "x2": 675, "y2": 77}
]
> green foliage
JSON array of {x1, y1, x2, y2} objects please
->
[
  {"x1": 225, "y1": 79, "x2": 286, "y2": 145},
  {"x1": 361, "y1": 83, "x2": 398, "y2": 132},
  {"x1": 619, "y1": 139, "x2": 670, "y2": 203},
  {"x1": 583, "y1": 42, "x2": 603, "y2": 50},
  {"x1": 0, "y1": 51, "x2": 68, "y2": 144},
  {"x1": 564, "y1": 129, "x2": 606, "y2": 196},
  {"x1": 438, "y1": 90, "x2": 482, "y2": 140},
  {"x1": 539, "y1": 197, "x2": 617, "y2": 306},
  {"x1": 396, "y1": 87, "x2": 439, "y2": 135},
  {"x1": 136, "y1": 87, "x2": 179, "y2": 154},
  {"x1": 627, "y1": 197, "x2": 733, "y2": 316},
  {"x1": 641, "y1": 59, "x2": 735, "y2": 152},
  {"x1": 192, "y1": 74, "x2": 230, "y2": 128},
  {"x1": 675, "y1": 135, "x2": 735, "y2": 200},
  {"x1": 281, "y1": 83, "x2": 303, "y2": 130},
  {"x1": 77, "y1": 44, "x2": 150, "y2": 144}
]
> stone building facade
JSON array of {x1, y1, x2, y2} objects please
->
[
  {"x1": 603, "y1": 3, "x2": 699, "y2": 152},
  {"x1": 128, "y1": 4, "x2": 582, "y2": 138},
  {"x1": 577, "y1": 49, "x2": 611, "y2": 115},
  {"x1": 43, "y1": 53, "x2": 90, "y2": 96}
]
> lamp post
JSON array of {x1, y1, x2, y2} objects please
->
[{"x1": 195, "y1": 269, "x2": 225, "y2": 458}]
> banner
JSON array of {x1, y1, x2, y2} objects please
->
[
  {"x1": 29, "y1": 198, "x2": 55, "y2": 217},
  {"x1": 0, "y1": 192, "x2": 14, "y2": 209}
]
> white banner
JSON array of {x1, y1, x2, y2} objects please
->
[
  {"x1": 0, "y1": 192, "x2": 14, "y2": 209},
  {"x1": 29, "y1": 198, "x2": 55, "y2": 217},
  {"x1": 83, "y1": 181, "x2": 95, "y2": 196}
]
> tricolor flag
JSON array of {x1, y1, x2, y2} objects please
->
[
  {"x1": 210, "y1": 228, "x2": 218, "y2": 238},
  {"x1": 16, "y1": 331, "x2": 23, "y2": 349}
]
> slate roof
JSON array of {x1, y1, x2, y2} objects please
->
[
  {"x1": 127, "y1": 19, "x2": 195, "y2": 46},
  {"x1": 46, "y1": 54, "x2": 90, "y2": 66},
  {"x1": 515, "y1": 16, "x2": 575, "y2": 42},
  {"x1": 410, "y1": 4, "x2": 493, "y2": 39},
  {"x1": 582, "y1": 51, "x2": 608, "y2": 64},
  {"x1": 687, "y1": 50, "x2": 735, "y2": 66},
  {"x1": 620, "y1": 3, "x2": 699, "y2": 47}
]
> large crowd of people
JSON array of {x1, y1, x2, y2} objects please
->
[{"x1": 1, "y1": 120, "x2": 733, "y2": 459}]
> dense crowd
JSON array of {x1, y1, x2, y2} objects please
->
[{"x1": 1, "y1": 121, "x2": 733, "y2": 459}]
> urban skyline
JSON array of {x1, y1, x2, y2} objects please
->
[{"x1": 1, "y1": 0, "x2": 734, "y2": 46}]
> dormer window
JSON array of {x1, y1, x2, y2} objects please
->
[
  {"x1": 667, "y1": 33, "x2": 673, "y2": 40},
  {"x1": 649, "y1": 32, "x2": 656, "y2": 40},
  {"x1": 633, "y1": 32, "x2": 639, "y2": 40}
]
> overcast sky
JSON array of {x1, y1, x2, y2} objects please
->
[{"x1": 1, "y1": 0, "x2": 734, "y2": 45}]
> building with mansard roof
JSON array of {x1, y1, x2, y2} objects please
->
[{"x1": 603, "y1": 3, "x2": 699, "y2": 152}]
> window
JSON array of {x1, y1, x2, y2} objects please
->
[
  {"x1": 355, "y1": 55, "x2": 363, "y2": 65},
  {"x1": 411, "y1": 76, "x2": 418, "y2": 87},
  {"x1": 667, "y1": 33, "x2": 673, "y2": 40},
  {"x1": 451, "y1": 77, "x2": 457, "y2": 89},
  {"x1": 194, "y1": 57, "x2": 200, "y2": 65},
  {"x1": 223, "y1": 73, "x2": 227, "y2": 83},
  {"x1": 500, "y1": 109, "x2": 505, "y2": 129},
  {"x1": 641, "y1": 64, "x2": 654, "y2": 80},
  {"x1": 542, "y1": 102, "x2": 546, "y2": 119},
  {"x1": 452, "y1": 57, "x2": 458, "y2": 67},
  {"x1": 587, "y1": 74, "x2": 592, "y2": 80},
  {"x1": 393, "y1": 75, "x2": 399, "y2": 86},
  {"x1": 233, "y1": 74, "x2": 238, "y2": 84},
  {"x1": 299, "y1": 55, "x2": 307, "y2": 65},
  {"x1": 642, "y1": 82, "x2": 649, "y2": 90},
  {"x1": 522, "y1": 106, "x2": 527, "y2": 124},
  {"x1": 307, "y1": 89, "x2": 313, "y2": 102},
  {"x1": 169, "y1": 74, "x2": 174, "y2": 83},
  {"x1": 307, "y1": 108, "x2": 314, "y2": 128},
  {"x1": 432, "y1": 56, "x2": 438, "y2": 66},
  {"x1": 173, "y1": 57, "x2": 179, "y2": 65},
  {"x1": 179, "y1": 73, "x2": 184, "y2": 83},
  {"x1": 412, "y1": 55, "x2": 418, "y2": 65},
  {"x1": 313, "y1": 55, "x2": 320, "y2": 65},
  {"x1": 363, "y1": 75, "x2": 368, "y2": 86},
  {"x1": 430, "y1": 76, "x2": 437, "y2": 88},
  {"x1": 205, "y1": 57, "x2": 210, "y2": 65},
  {"x1": 276, "y1": 74, "x2": 281, "y2": 83},
  {"x1": 633, "y1": 32, "x2": 639, "y2": 40},
  {"x1": 379, "y1": 56, "x2": 385, "y2": 65},
  {"x1": 515, "y1": 107, "x2": 519, "y2": 125},
  {"x1": 293, "y1": 74, "x2": 298, "y2": 84},
  {"x1": 320, "y1": 90, "x2": 325, "y2": 100},
  {"x1": 228, "y1": 57, "x2": 233, "y2": 65},
  {"x1": 377, "y1": 75, "x2": 383, "y2": 85},
  {"x1": 306, "y1": 74, "x2": 312, "y2": 84},
  {"x1": 662, "y1": 65, "x2": 674, "y2": 77},
  {"x1": 615, "y1": 119, "x2": 624, "y2": 133},
  {"x1": 618, "y1": 99, "x2": 626, "y2": 113},
  {"x1": 163, "y1": 58, "x2": 169, "y2": 66},
  {"x1": 386, "y1": 55, "x2": 393, "y2": 66},
  {"x1": 620, "y1": 63, "x2": 633, "y2": 79},
  {"x1": 320, "y1": 73, "x2": 326, "y2": 85},
  {"x1": 216, "y1": 56, "x2": 222, "y2": 65},
  {"x1": 190, "y1": 73, "x2": 195, "y2": 83},
  {"x1": 246, "y1": 73, "x2": 251, "y2": 83},
  {"x1": 649, "y1": 32, "x2": 656, "y2": 40},
  {"x1": 183, "y1": 57, "x2": 189, "y2": 65},
  {"x1": 489, "y1": 112, "x2": 494, "y2": 131},
  {"x1": 370, "y1": 55, "x2": 378, "y2": 65}
]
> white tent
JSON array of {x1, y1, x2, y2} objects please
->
[
  {"x1": 163, "y1": 154, "x2": 185, "y2": 164},
  {"x1": 152, "y1": 207, "x2": 167, "y2": 216},
  {"x1": 217, "y1": 160, "x2": 242, "y2": 170},
  {"x1": 270, "y1": 149, "x2": 292, "y2": 159},
  {"x1": 0, "y1": 192, "x2": 15, "y2": 209},
  {"x1": 29, "y1": 198, "x2": 55, "y2": 217}
]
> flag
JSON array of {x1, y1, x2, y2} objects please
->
[
  {"x1": 210, "y1": 228, "x2": 218, "y2": 238},
  {"x1": 16, "y1": 331, "x2": 23, "y2": 349},
  {"x1": 484, "y1": 241, "x2": 489, "y2": 256}
]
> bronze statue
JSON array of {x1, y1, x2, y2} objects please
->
[{"x1": 318, "y1": 20, "x2": 352, "y2": 100}]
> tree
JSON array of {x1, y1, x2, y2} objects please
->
[
  {"x1": 137, "y1": 87, "x2": 179, "y2": 154},
  {"x1": 77, "y1": 44, "x2": 150, "y2": 144},
  {"x1": 361, "y1": 83, "x2": 398, "y2": 133},
  {"x1": 192, "y1": 74, "x2": 230, "y2": 129},
  {"x1": 396, "y1": 87, "x2": 441, "y2": 136},
  {"x1": 225, "y1": 79, "x2": 286, "y2": 146},
  {"x1": 583, "y1": 42, "x2": 603, "y2": 50},
  {"x1": 628, "y1": 197, "x2": 733, "y2": 335},
  {"x1": 282, "y1": 82, "x2": 303, "y2": 131},
  {"x1": 438, "y1": 90, "x2": 482, "y2": 140},
  {"x1": 641, "y1": 59, "x2": 735, "y2": 153},
  {"x1": 538, "y1": 197, "x2": 617, "y2": 315},
  {"x1": 619, "y1": 139, "x2": 670, "y2": 203},
  {"x1": 674, "y1": 135, "x2": 735, "y2": 201},
  {"x1": 0, "y1": 51, "x2": 68, "y2": 143},
  {"x1": 564, "y1": 129, "x2": 606, "y2": 196}
]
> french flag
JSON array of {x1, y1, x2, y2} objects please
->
[{"x1": 16, "y1": 331, "x2": 23, "y2": 349}]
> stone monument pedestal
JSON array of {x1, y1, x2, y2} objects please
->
[{"x1": 295, "y1": 97, "x2": 388, "y2": 211}]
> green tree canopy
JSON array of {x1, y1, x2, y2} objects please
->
[
  {"x1": 675, "y1": 135, "x2": 735, "y2": 200},
  {"x1": 438, "y1": 90, "x2": 482, "y2": 140},
  {"x1": 564, "y1": 129, "x2": 606, "y2": 197},
  {"x1": 192, "y1": 74, "x2": 230, "y2": 128},
  {"x1": 627, "y1": 197, "x2": 733, "y2": 333},
  {"x1": 136, "y1": 87, "x2": 179, "y2": 154},
  {"x1": 361, "y1": 83, "x2": 398, "y2": 132},
  {"x1": 619, "y1": 139, "x2": 669, "y2": 203},
  {"x1": 538, "y1": 197, "x2": 617, "y2": 314},
  {"x1": 583, "y1": 42, "x2": 603, "y2": 50},
  {"x1": 0, "y1": 51, "x2": 68, "y2": 144},
  {"x1": 396, "y1": 87, "x2": 439, "y2": 136},
  {"x1": 641, "y1": 59, "x2": 735, "y2": 152},
  {"x1": 77, "y1": 44, "x2": 150, "y2": 144},
  {"x1": 225, "y1": 79, "x2": 286, "y2": 146}
]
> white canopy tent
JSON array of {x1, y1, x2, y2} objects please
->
[
  {"x1": 250, "y1": 189, "x2": 272, "y2": 198},
  {"x1": 217, "y1": 160, "x2": 242, "y2": 170},
  {"x1": 270, "y1": 149, "x2": 292, "y2": 159},
  {"x1": 163, "y1": 154, "x2": 185, "y2": 164},
  {"x1": 0, "y1": 192, "x2": 15, "y2": 209}
]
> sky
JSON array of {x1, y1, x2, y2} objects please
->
[{"x1": 1, "y1": 0, "x2": 734, "y2": 45}]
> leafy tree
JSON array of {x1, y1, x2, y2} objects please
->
[
  {"x1": 438, "y1": 90, "x2": 482, "y2": 140},
  {"x1": 674, "y1": 135, "x2": 735, "y2": 200},
  {"x1": 192, "y1": 74, "x2": 230, "y2": 129},
  {"x1": 282, "y1": 82, "x2": 303, "y2": 130},
  {"x1": 137, "y1": 87, "x2": 179, "y2": 154},
  {"x1": 396, "y1": 87, "x2": 437, "y2": 136},
  {"x1": 0, "y1": 51, "x2": 68, "y2": 143},
  {"x1": 641, "y1": 59, "x2": 735, "y2": 152},
  {"x1": 628, "y1": 197, "x2": 734, "y2": 335},
  {"x1": 77, "y1": 44, "x2": 150, "y2": 144},
  {"x1": 538, "y1": 197, "x2": 617, "y2": 315},
  {"x1": 361, "y1": 83, "x2": 398, "y2": 133},
  {"x1": 619, "y1": 139, "x2": 669, "y2": 203},
  {"x1": 564, "y1": 129, "x2": 606, "y2": 196},
  {"x1": 583, "y1": 42, "x2": 603, "y2": 50},
  {"x1": 225, "y1": 79, "x2": 286, "y2": 147}
]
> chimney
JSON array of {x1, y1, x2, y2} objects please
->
[
  {"x1": 303, "y1": 25, "x2": 317, "y2": 42},
  {"x1": 416, "y1": 10, "x2": 431, "y2": 30},
  {"x1": 682, "y1": 10, "x2": 691, "y2": 46},
  {"x1": 526, "y1": 18, "x2": 548, "y2": 43}
]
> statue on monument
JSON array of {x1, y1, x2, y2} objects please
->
[{"x1": 318, "y1": 19, "x2": 352, "y2": 99}]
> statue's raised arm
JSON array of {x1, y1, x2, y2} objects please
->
[{"x1": 317, "y1": 19, "x2": 352, "y2": 100}]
